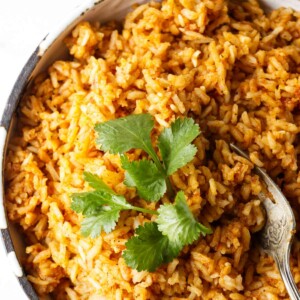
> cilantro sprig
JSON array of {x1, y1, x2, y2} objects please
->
[
  {"x1": 95, "y1": 114, "x2": 199, "y2": 201},
  {"x1": 71, "y1": 114, "x2": 212, "y2": 272},
  {"x1": 71, "y1": 172, "x2": 157, "y2": 237}
]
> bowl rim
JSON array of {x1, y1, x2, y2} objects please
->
[{"x1": 0, "y1": 1, "x2": 102, "y2": 299}]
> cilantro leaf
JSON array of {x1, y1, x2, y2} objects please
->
[
  {"x1": 158, "y1": 118, "x2": 200, "y2": 175},
  {"x1": 71, "y1": 191, "x2": 107, "y2": 216},
  {"x1": 121, "y1": 155, "x2": 166, "y2": 202},
  {"x1": 71, "y1": 173, "x2": 158, "y2": 237},
  {"x1": 71, "y1": 190, "x2": 133, "y2": 214},
  {"x1": 71, "y1": 177, "x2": 135, "y2": 236},
  {"x1": 122, "y1": 222, "x2": 181, "y2": 272},
  {"x1": 71, "y1": 191, "x2": 132, "y2": 235},
  {"x1": 157, "y1": 191, "x2": 212, "y2": 247},
  {"x1": 83, "y1": 172, "x2": 115, "y2": 194},
  {"x1": 81, "y1": 207, "x2": 120, "y2": 237},
  {"x1": 71, "y1": 173, "x2": 121, "y2": 215},
  {"x1": 95, "y1": 114, "x2": 155, "y2": 155}
]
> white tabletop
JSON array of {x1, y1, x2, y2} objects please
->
[{"x1": 0, "y1": 0, "x2": 82, "y2": 299}]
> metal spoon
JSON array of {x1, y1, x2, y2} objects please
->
[{"x1": 230, "y1": 143, "x2": 300, "y2": 299}]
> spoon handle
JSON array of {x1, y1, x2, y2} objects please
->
[{"x1": 274, "y1": 252, "x2": 300, "y2": 299}]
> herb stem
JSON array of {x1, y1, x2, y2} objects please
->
[
  {"x1": 165, "y1": 177, "x2": 175, "y2": 198},
  {"x1": 144, "y1": 145, "x2": 175, "y2": 197},
  {"x1": 132, "y1": 206, "x2": 158, "y2": 215},
  {"x1": 144, "y1": 146, "x2": 166, "y2": 175}
]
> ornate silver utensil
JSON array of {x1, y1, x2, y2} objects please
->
[{"x1": 230, "y1": 143, "x2": 300, "y2": 300}]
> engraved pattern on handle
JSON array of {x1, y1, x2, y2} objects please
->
[{"x1": 261, "y1": 218, "x2": 287, "y2": 249}]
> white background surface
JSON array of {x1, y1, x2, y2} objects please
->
[{"x1": 0, "y1": 1, "x2": 82, "y2": 299}]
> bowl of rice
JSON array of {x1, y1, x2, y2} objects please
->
[{"x1": 2, "y1": 0, "x2": 300, "y2": 299}]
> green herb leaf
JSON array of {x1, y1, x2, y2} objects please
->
[
  {"x1": 122, "y1": 222, "x2": 181, "y2": 272},
  {"x1": 71, "y1": 176, "x2": 134, "y2": 236},
  {"x1": 72, "y1": 114, "x2": 211, "y2": 271},
  {"x1": 83, "y1": 172, "x2": 116, "y2": 194},
  {"x1": 71, "y1": 191, "x2": 133, "y2": 214},
  {"x1": 157, "y1": 191, "x2": 212, "y2": 247},
  {"x1": 71, "y1": 191, "x2": 108, "y2": 216},
  {"x1": 121, "y1": 155, "x2": 166, "y2": 202},
  {"x1": 81, "y1": 207, "x2": 120, "y2": 237},
  {"x1": 95, "y1": 114, "x2": 155, "y2": 155},
  {"x1": 158, "y1": 118, "x2": 200, "y2": 175}
]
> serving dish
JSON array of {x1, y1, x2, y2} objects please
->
[{"x1": 1, "y1": 0, "x2": 300, "y2": 299}]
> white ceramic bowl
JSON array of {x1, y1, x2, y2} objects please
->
[{"x1": 1, "y1": 0, "x2": 300, "y2": 299}]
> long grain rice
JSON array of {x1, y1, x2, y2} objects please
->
[{"x1": 5, "y1": 0, "x2": 300, "y2": 299}]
